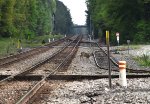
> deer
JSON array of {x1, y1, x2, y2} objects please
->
[{"x1": 80, "y1": 52, "x2": 93, "y2": 62}]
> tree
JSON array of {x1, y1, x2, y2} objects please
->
[
  {"x1": 0, "y1": 0, "x2": 57, "y2": 38},
  {"x1": 86, "y1": 0, "x2": 150, "y2": 44},
  {"x1": 0, "y1": 0, "x2": 16, "y2": 37},
  {"x1": 55, "y1": 0, "x2": 73, "y2": 35}
]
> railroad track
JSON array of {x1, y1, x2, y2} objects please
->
[
  {"x1": 0, "y1": 35, "x2": 82, "y2": 104},
  {"x1": 0, "y1": 39, "x2": 150, "y2": 104},
  {"x1": 16, "y1": 35, "x2": 81, "y2": 104},
  {"x1": 94, "y1": 43, "x2": 150, "y2": 74},
  {"x1": 1, "y1": 74, "x2": 150, "y2": 82},
  {"x1": 0, "y1": 35, "x2": 80, "y2": 83},
  {"x1": 0, "y1": 37, "x2": 68, "y2": 68}
]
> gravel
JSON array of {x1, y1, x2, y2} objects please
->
[
  {"x1": 102, "y1": 45, "x2": 150, "y2": 71},
  {"x1": 62, "y1": 46, "x2": 119, "y2": 75},
  {"x1": 122, "y1": 45, "x2": 150, "y2": 56},
  {"x1": 0, "y1": 81, "x2": 37, "y2": 104},
  {"x1": 0, "y1": 42, "x2": 68, "y2": 75},
  {"x1": 1, "y1": 41, "x2": 150, "y2": 104},
  {"x1": 32, "y1": 45, "x2": 150, "y2": 104},
  {"x1": 31, "y1": 78, "x2": 150, "y2": 104}
]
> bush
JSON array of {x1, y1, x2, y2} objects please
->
[
  {"x1": 134, "y1": 20, "x2": 150, "y2": 44},
  {"x1": 135, "y1": 53, "x2": 150, "y2": 67},
  {"x1": 42, "y1": 40, "x2": 46, "y2": 44}
]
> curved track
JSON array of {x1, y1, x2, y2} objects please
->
[
  {"x1": 0, "y1": 39, "x2": 150, "y2": 104},
  {"x1": 94, "y1": 43, "x2": 150, "y2": 73}
]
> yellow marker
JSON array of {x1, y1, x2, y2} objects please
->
[
  {"x1": 106, "y1": 31, "x2": 109, "y2": 44},
  {"x1": 17, "y1": 39, "x2": 20, "y2": 49},
  {"x1": 106, "y1": 30, "x2": 111, "y2": 88}
]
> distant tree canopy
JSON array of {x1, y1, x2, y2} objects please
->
[
  {"x1": 55, "y1": 0, "x2": 73, "y2": 35},
  {"x1": 0, "y1": 0, "x2": 56, "y2": 38},
  {"x1": 86, "y1": 0, "x2": 150, "y2": 44}
]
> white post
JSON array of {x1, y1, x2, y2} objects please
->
[
  {"x1": 53, "y1": 38, "x2": 54, "y2": 41},
  {"x1": 116, "y1": 32, "x2": 120, "y2": 48},
  {"x1": 48, "y1": 38, "x2": 51, "y2": 43},
  {"x1": 119, "y1": 61, "x2": 127, "y2": 87},
  {"x1": 117, "y1": 36, "x2": 119, "y2": 46}
]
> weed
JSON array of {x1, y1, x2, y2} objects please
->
[
  {"x1": 0, "y1": 34, "x2": 63, "y2": 57},
  {"x1": 134, "y1": 53, "x2": 150, "y2": 67}
]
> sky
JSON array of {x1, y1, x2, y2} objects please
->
[{"x1": 58, "y1": 0, "x2": 87, "y2": 25}]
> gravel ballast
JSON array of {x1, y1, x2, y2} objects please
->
[
  {"x1": 0, "y1": 81, "x2": 37, "y2": 104},
  {"x1": 31, "y1": 78, "x2": 150, "y2": 104},
  {"x1": 63, "y1": 47, "x2": 119, "y2": 75},
  {"x1": 31, "y1": 45, "x2": 150, "y2": 104},
  {"x1": 1, "y1": 41, "x2": 150, "y2": 104},
  {"x1": 0, "y1": 42, "x2": 68, "y2": 75},
  {"x1": 102, "y1": 45, "x2": 150, "y2": 71}
]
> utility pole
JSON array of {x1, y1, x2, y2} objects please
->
[
  {"x1": 53, "y1": 13, "x2": 55, "y2": 33},
  {"x1": 52, "y1": 13, "x2": 55, "y2": 41},
  {"x1": 89, "y1": 15, "x2": 92, "y2": 40}
]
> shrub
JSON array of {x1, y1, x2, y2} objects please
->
[{"x1": 135, "y1": 53, "x2": 150, "y2": 67}]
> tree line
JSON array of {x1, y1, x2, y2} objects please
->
[
  {"x1": 86, "y1": 0, "x2": 150, "y2": 44},
  {"x1": 0, "y1": 0, "x2": 73, "y2": 39},
  {"x1": 55, "y1": 0, "x2": 73, "y2": 35}
]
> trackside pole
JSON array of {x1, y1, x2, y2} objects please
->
[
  {"x1": 49, "y1": 38, "x2": 51, "y2": 43},
  {"x1": 106, "y1": 31, "x2": 112, "y2": 88},
  {"x1": 119, "y1": 61, "x2": 127, "y2": 87}
]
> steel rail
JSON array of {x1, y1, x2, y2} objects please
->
[
  {"x1": 0, "y1": 36, "x2": 79, "y2": 84},
  {"x1": 0, "y1": 37, "x2": 68, "y2": 67},
  {"x1": 0, "y1": 48, "x2": 48, "y2": 68},
  {"x1": 1, "y1": 74, "x2": 150, "y2": 81},
  {"x1": 0, "y1": 37, "x2": 67, "y2": 60},
  {"x1": 95, "y1": 43, "x2": 150, "y2": 73},
  {"x1": 93, "y1": 50, "x2": 118, "y2": 71},
  {"x1": 16, "y1": 35, "x2": 82, "y2": 104}
]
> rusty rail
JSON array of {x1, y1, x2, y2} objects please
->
[{"x1": 16, "y1": 35, "x2": 82, "y2": 104}]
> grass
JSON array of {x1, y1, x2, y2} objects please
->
[
  {"x1": 129, "y1": 45, "x2": 141, "y2": 49},
  {"x1": 23, "y1": 34, "x2": 63, "y2": 47},
  {"x1": 0, "y1": 38, "x2": 18, "y2": 58},
  {"x1": 0, "y1": 34, "x2": 63, "y2": 58},
  {"x1": 134, "y1": 53, "x2": 150, "y2": 67}
]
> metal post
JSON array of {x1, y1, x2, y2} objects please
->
[
  {"x1": 52, "y1": 13, "x2": 55, "y2": 37},
  {"x1": 127, "y1": 40, "x2": 130, "y2": 54},
  {"x1": 90, "y1": 15, "x2": 92, "y2": 40},
  {"x1": 106, "y1": 31, "x2": 111, "y2": 88},
  {"x1": 128, "y1": 43, "x2": 129, "y2": 54},
  {"x1": 108, "y1": 42, "x2": 111, "y2": 88},
  {"x1": 118, "y1": 41, "x2": 119, "y2": 53}
]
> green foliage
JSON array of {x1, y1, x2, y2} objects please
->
[
  {"x1": 0, "y1": 37, "x2": 17, "y2": 57},
  {"x1": 0, "y1": 0, "x2": 57, "y2": 38},
  {"x1": 135, "y1": 54, "x2": 150, "y2": 67},
  {"x1": 134, "y1": 20, "x2": 150, "y2": 43},
  {"x1": 0, "y1": 34, "x2": 63, "y2": 57},
  {"x1": 51, "y1": 0, "x2": 56, "y2": 13},
  {"x1": 55, "y1": 0, "x2": 73, "y2": 35},
  {"x1": 0, "y1": 0, "x2": 16, "y2": 37},
  {"x1": 86, "y1": 0, "x2": 150, "y2": 44}
]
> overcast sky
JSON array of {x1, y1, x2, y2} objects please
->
[{"x1": 58, "y1": 0, "x2": 87, "y2": 25}]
